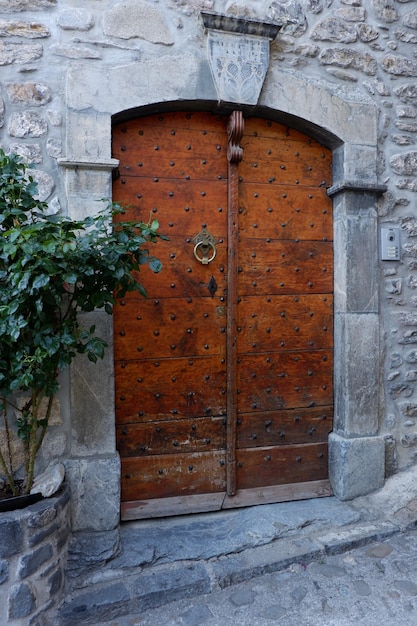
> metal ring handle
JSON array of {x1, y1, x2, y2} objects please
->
[{"x1": 193, "y1": 240, "x2": 216, "y2": 265}]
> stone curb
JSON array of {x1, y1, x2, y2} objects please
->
[{"x1": 59, "y1": 518, "x2": 406, "y2": 625}]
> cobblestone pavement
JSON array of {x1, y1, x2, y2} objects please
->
[{"x1": 95, "y1": 529, "x2": 417, "y2": 626}]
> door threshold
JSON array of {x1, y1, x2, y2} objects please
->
[{"x1": 121, "y1": 480, "x2": 332, "y2": 521}]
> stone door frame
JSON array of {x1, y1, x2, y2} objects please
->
[{"x1": 59, "y1": 57, "x2": 386, "y2": 531}]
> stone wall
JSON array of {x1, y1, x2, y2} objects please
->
[
  {"x1": 0, "y1": 485, "x2": 71, "y2": 625},
  {"x1": 1, "y1": 0, "x2": 417, "y2": 525}
]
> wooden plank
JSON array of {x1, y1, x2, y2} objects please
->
[
  {"x1": 237, "y1": 294, "x2": 333, "y2": 353},
  {"x1": 235, "y1": 442, "x2": 329, "y2": 490},
  {"x1": 237, "y1": 349, "x2": 333, "y2": 412},
  {"x1": 117, "y1": 416, "x2": 226, "y2": 457},
  {"x1": 120, "y1": 450, "x2": 226, "y2": 500},
  {"x1": 121, "y1": 492, "x2": 225, "y2": 520},
  {"x1": 238, "y1": 183, "x2": 332, "y2": 241},
  {"x1": 114, "y1": 296, "x2": 227, "y2": 360},
  {"x1": 236, "y1": 406, "x2": 333, "y2": 448},
  {"x1": 114, "y1": 149, "x2": 227, "y2": 180},
  {"x1": 238, "y1": 240, "x2": 333, "y2": 296},
  {"x1": 113, "y1": 177, "x2": 228, "y2": 235},
  {"x1": 114, "y1": 127, "x2": 228, "y2": 156},
  {"x1": 121, "y1": 479, "x2": 333, "y2": 519},
  {"x1": 114, "y1": 110, "x2": 228, "y2": 132},
  {"x1": 239, "y1": 143, "x2": 331, "y2": 187},
  {"x1": 244, "y1": 117, "x2": 331, "y2": 145},
  {"x1": 221, "y1": 479, "x2": 332, "y2": 509},
  {"x1": 115, "y1": 355, "x2": 227, "y2": 423}
]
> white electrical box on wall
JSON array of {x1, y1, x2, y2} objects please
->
[{"x1": 380, "y1": 227, "x2": 400, "y2": 261}]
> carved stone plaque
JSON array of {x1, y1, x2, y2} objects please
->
[{"x1": 207, "y1": 30, "x2": 270, "y2": 105}]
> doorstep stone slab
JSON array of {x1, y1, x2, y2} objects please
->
[
  {"x1": 111, "y1": 496, "x2": 362, "y2": 568},
  {"x1": 209, "y1": 535, "x2": 324, "y2": 589},
  {"x1": 315, "y1": 520, "x2": 401, "y2": 555}
]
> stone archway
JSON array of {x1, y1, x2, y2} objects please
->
[{"x1": 59, "y1": 54, "x2": 385, "y2": 531}]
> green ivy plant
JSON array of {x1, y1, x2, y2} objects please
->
[{"x1": 0, "y1": 149, "x2": 163, "y2": 496}]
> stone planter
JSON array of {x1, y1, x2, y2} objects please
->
[{"x1": 0, "y1": 484, "x2": 71, "y2": 625}]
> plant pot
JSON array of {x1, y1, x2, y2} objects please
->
[
  {"x1": 0, "y1": 483, "x2": 70, "y2": 625},
  {"x1": 0, "y1": 491, "x2": 42, "y2": 513}
]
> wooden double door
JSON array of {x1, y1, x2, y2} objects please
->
[{"x1": 112, "y1": 111, "x2": 333, "y2": 520}]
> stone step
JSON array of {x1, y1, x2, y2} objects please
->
[{"x1": 60, "y1": 522, "x2": 400, "y2": 625}]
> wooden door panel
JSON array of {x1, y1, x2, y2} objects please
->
[
  {"x1": 241, "y1": 118, "x2": 332, "y2": 186},
  {"x1": 239, "y1": 152, "x2": 331, "y2": 186},
  {"x1": 116, "y1": 145, "x2": 227, "y2": 180},
  {"x1": 237, "y1": 350, "x2": 333, "y2": 411},
  {"x1": 115, "y1": 127, "x2": 228, "y2": 157},
  {"x1": 115, "y1": 355, "x2": 227, "y2": 423},
  {"x1": 121, "y1": 236, "x2": 227, "y2": 299},
  {"x1": 244, "y1": 117, "x2": 328, "y2": 144},
  {"x1": 121, "y1": 451, "x2": 226, "y2": 500},
  {"x1": 113, "y1": 178, "x2": 228, "y2": 235},
  {"x1": 114, "y1": 297, "x2": 227, "y2": 360},
  {"x1": 238, "y1": 184, "x2": 332, "y2": 241},
  {"x1": 236, "y1": 442, "x2": 328, "y2": 490},
  {"x1": 117, "y1": 417, "x2": 227, "y2": 457},
  {"x1": 237, "y1": 240, "x2": 333, "y2": 295},
  {"x1": 236, "y1": 406, "x2": 332, "y2": 448},
  {"x1": 237, "y1": 294, "x2": 333, "y2": 353}
]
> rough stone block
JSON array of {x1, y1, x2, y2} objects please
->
[
  {"x1": 56, "y1": 525, "x2": 71, "y2": 552},
  {"x1": 28, "y1": 503, "x2": 57, "y2": 529},
  {"x1": 103, "y1": 0, "x2": 173, "y2": 43},
  {"x1": 0, "y1": 518, "x2": 23, "y2": 558},
  {"x1": 18, "y1": 544, "x2": 53, "y2": 580},
  {"x1": 57, "y1": 8, "x2": 94, "y2": 31},
  {"x1": 63, "y1": 456, "x2": 120, "y2": 531},
  {"x1": 0, "y1": 558, "x2": 8, "y2": 585},
  {"x1": 48, "y1": 567, "x2": 62, "y2": 596},
  {"x1": 8, "y1": 582, "x2": 36, "y2": 620},
  {"x1": 66, "y1": 529, "x2": 120, "y2": 576},
  {"x1": 329, "y1": 432, "x2": 385, "y2": 500},
  {"x1": 28, "y1": 522, "x2": 59, "y2": 548},
  {"x1": 0, "y1": 41, "x2": 43, "y2": 65},
  {"x1": 8, "y1": 110, "x2": 47, "y2": 137},
  {"x1": 60, "y1": 581, "x2": 130, "y2": 625}
]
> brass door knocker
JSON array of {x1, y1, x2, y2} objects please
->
[{"x1": 192, "y1": 228, "x2": 217, "y2": 265}]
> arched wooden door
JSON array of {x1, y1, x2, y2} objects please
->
[{"x1": 112, "y1": 111, "x2": 333, "y2": 520}]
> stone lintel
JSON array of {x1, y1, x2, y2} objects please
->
[
  {"x1": 201, "y1": 11, "x2": 282, "y2": 40},
  {"x1": 329, "y1": 433, "x2": 385, "y2": 500}
]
